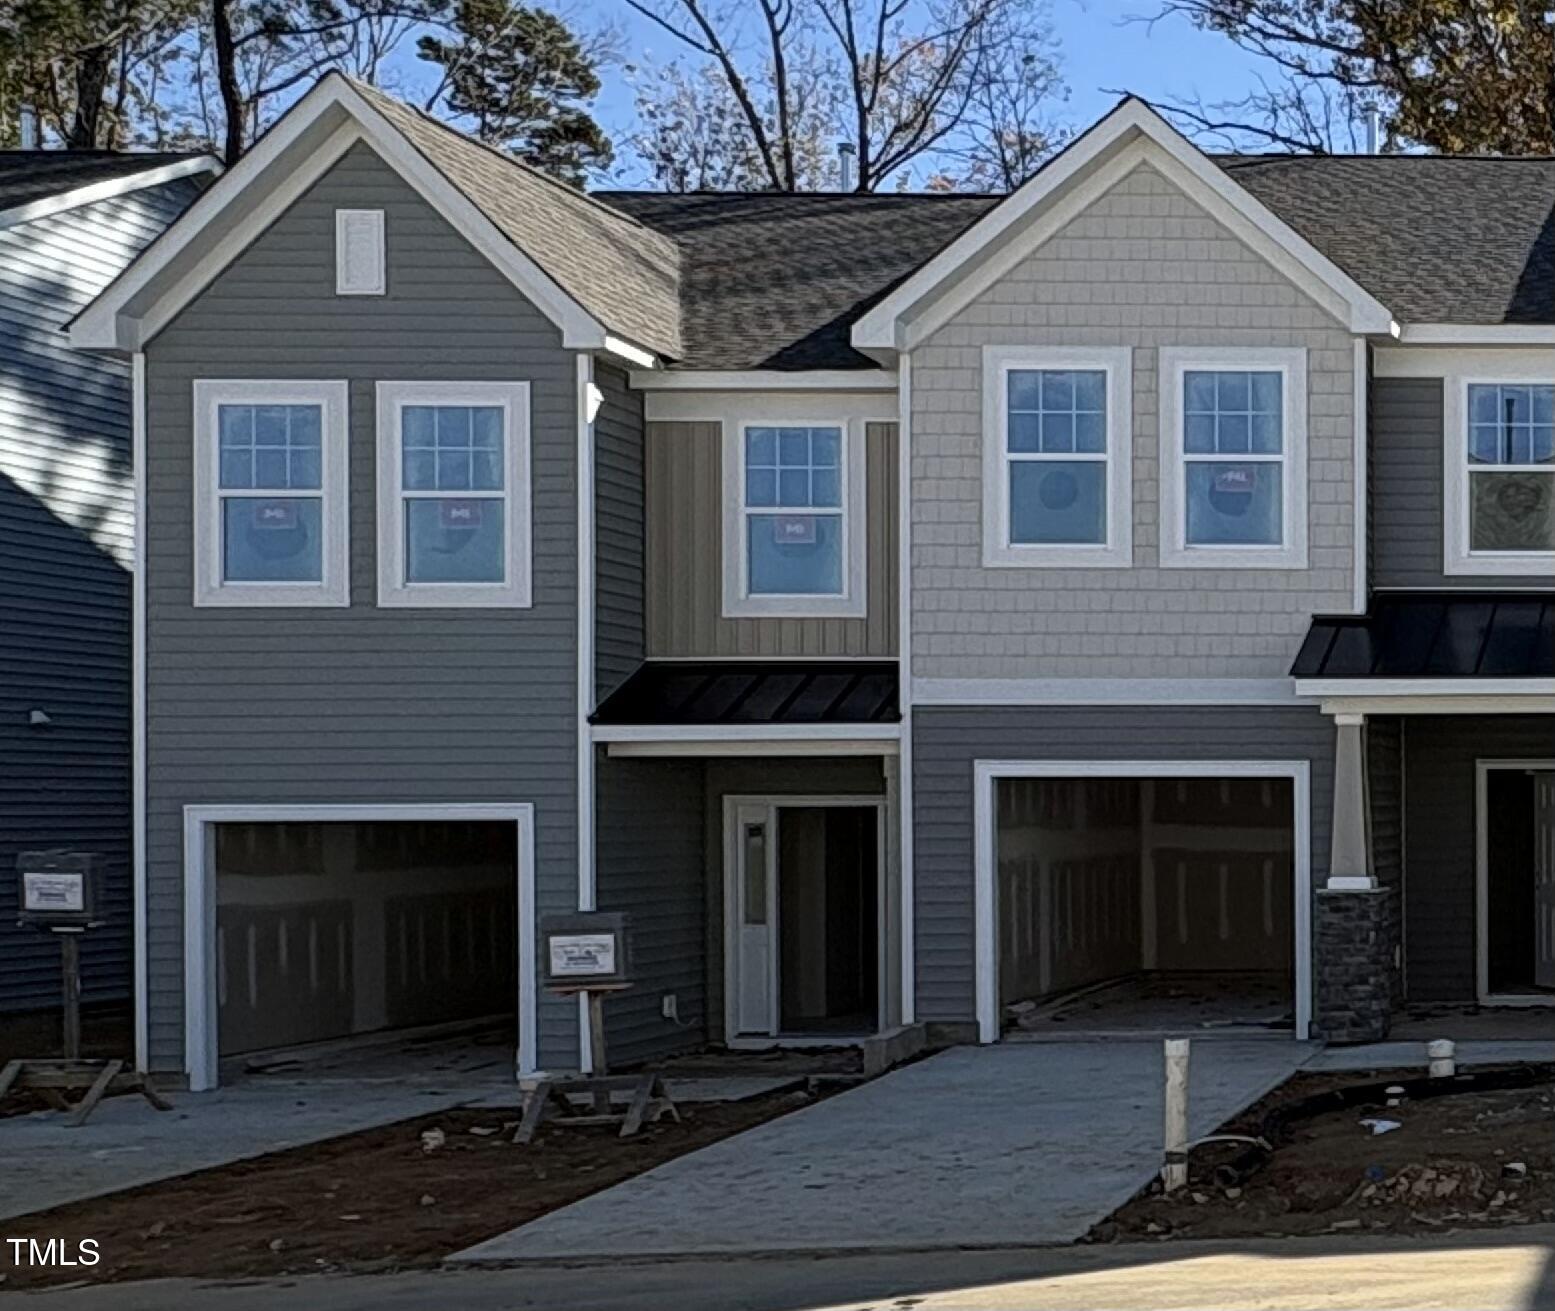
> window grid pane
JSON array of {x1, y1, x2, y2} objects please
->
[
  {"x1": 402, "y1": 405, "x2": 505, "y2": 492},
  {"x1": 1183, "y1": 370, "x2": 1283, "y2": 456},
  {"x1": 217, "y1": 403, "x2": 323, "y2": 491},
  {"x1": 744, "y1": 426, "x2": 843, "y2": 509},
  {"x1": 1007, "y1": 369, "x2": 1107, "y2": 456},
  {"x1": 1467, "y1": 384, "x2": 1555, "y2": 466}
]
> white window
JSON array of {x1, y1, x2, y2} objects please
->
[
  {"x1": 335, "y1": 209, "x2": 385, "y2": 295},
  {"x1": 375, "y1": 381, "x2": 532, "y2": 608},
  {"x1": 722, "y1": 419, "x2": 866, "y2": 618},
  {"x1": 192, "y1": 380, "x2": 349, "y2": 607},
  {"x1": 1158, "y1": 347, "x2": 1308, "y2": 569},
  {"x1": 1444, "y1": 381, "x2": 1555, "y2": 574},
  {"x1": 981, "y1": 346, "x2": 1133, "y2": 568}
]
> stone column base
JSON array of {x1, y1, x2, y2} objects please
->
[{"x1": 1313, "y1": 884, "x2": 1398, "y2": 1044}]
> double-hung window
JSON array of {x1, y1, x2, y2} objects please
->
[
  {"x1": 193, "y1": 380, "x2": 349, "y2": 606},
  {"x1": 722, "y1": 420, "x2": 866, "y2": 618},
  {"x1": 1446, "y1": 381, "x2": 1555, "y2": 573},
  {"x1": 1158, "y1": 347, "x2": 1308, "y2": 569},
  {"x1": 982, "y1": 346, "x2": 1132, "y2": 567},
  {"x1": 375, "y1": 381, "x2": 532, "y2": 607}
]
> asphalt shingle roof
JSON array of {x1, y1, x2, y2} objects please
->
[
  {"x1": 597, "y1": 191, "x2": 995, "y2": 369},
  {"x1": 0, "y1": 150, "x2": 205, "y2": 214},
  {"x1": 350, "y1": 79, "x2": 682, "y2": 358}
]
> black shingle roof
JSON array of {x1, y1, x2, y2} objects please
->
[
  {"x1": 1292, "y1": 592, "x2": 1555, "y2": 679},
  {"x1": 596, "y1": 191, "x2": 995, "y2": 369},
  {"x1": 593, "y1": 661, "x2": 900, "y2": 725},
  {"x1": 595, "y1": 154, "x2": 1555, "y2": 369},
  {"x1": 0, "y1": 150, "x2": 206, "y2": 214}
]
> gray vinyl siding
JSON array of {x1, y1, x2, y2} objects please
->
[
  {"x1": 0, "y1": 177, "x2": 203, "y2": 1013},
  {"x1": 1370, "y1": 376, "x2": 1532, "y2": 590},
  {"x1": 594, "y1": 362, "x2": 644, "y2": 701},
  {"x1": 143, "y1": 144, "x2": 580, "y2": 1072},
  {"x1": 1402, "y1": 716, "x2": 1553, "y2": 1002},
  {"x1": 911, "y1": 162, "x2": 1357, "y2": 681},
  {"x1": 911, "y1": 706, "x2": 1335, "y2": 1025},
  {"x1": 644, "y1": 420, "x2": 898, "y2": 657},
  {"x1": 594, "y1": 753, "x2": 705, "y2": 1062}
]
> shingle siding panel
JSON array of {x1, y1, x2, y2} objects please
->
[
  {"x1": 910, "y1": 163, "x2": 1357, "y2": 681},
  {"x1": 911, "y1": 705, "x2": 1335, "y2": 1025},
  {"x1": 143, "y1": 144, "x2": 581, "y2": 1072},
  {"x1": 0, "y1": 178, "x2": 203, "y2": 1014}
]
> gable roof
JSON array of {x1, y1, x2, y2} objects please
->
[
  {"x1": 1222, "y1": 155, "x2": 1555, "y2": 327},
  {"x1": 597, "y1": 191, "x2": 992, "y2": 370},
  {"x1": 349, "y1": 82, "x2": 680, "y2": 357},
  {"x1": 0, "y1": 151, "x2": 217, "y2": 227},
  {"x1": 71, "y1": 74, "x2": 678, "y2": 356}
]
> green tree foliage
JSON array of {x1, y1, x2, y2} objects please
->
[{"x1": 418, "y1": 0, "x2": 612, "y2": 183}]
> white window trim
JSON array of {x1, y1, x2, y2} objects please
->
[
  {"x1": 1158, "y1": 346, "x2": 1309, "y2": 570},
  {"x1": 192, "y1": 379, "x2": 349, "y2": 608},
  {"x1": 981, "y1": 345, "x2": 1133, "y2": 569},
  {"x1": 721, "y1": 417, "x2": 867, "y2": 619},
  {"x1": 375, "y1": 381, "x2": 533, "y2": 609},
  {"x1": 1444, "y1": 373, "x2": 1555, "y2": 577},
  {"x1": 334, "y1": 208, "x2": 385, "y2": 296}
]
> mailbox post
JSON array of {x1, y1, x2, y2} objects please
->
[{"x1": 2, "y1": 851, "x2": 171, "y2": 1125}]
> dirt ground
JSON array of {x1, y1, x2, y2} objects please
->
[
  {"x1": 0, "y1": 1087, "x2": 820, "y2": 1290},
  {"x1": 1099, "y1": 1066, "x2": 1555, "y2": 1243}
]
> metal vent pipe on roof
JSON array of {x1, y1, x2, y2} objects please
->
[
  {"x1": 837, "y1": 140, "x2": 857, "y2": 192},
  {"x1": 1364, "y1": 107, "x2": 1381, "y2": 154},
  {"x1": 19, "y1": 105, "x2": 40, "y2": 150}
]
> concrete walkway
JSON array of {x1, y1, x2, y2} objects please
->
[{"x1": 454, "y1": 1039, "x2": 1313, "y2": 1261}]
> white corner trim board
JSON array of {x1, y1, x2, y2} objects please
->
[
  {"x1": 181, "y1": 803, "x2": 538, "y2": 1092},
  {"x1": 897, "y1": 352, "x2": 916, "y2": 1026},
  {"x1": 575, "y1": 354, "x2": 599, "y2": 1074},
  {"x1": 971, "y1": 759, "x2": 1313, "y2": 1046},
  {"x1": 131, "y1": 352, "x2": 149, "y2": 1072}
]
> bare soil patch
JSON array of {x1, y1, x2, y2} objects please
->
[
  {"x1": 1098, "y1": 1066, "x2": 1555, "y2": 1243},
  {"x1": 1, "y1": 1087, "x2": 819, "y2": 1289}
]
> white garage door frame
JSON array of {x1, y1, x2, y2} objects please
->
[
  {"x1": 972, "y1": 759, "x2": 1312, "y2": 1043},
  {"x1": 182, "y1": 802, "x2": 537, "y2": 1092}
]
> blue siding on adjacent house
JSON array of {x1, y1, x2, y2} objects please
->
[
  {"x1": 142, "y1": 144, "x2": 582, "y2": 1073},
  {"x1": 0, "y1": 177, "x2": 204, "y2": 1015}
]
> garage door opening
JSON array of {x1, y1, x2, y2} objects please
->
[
  {"x1": 214, "y1": 820, "x2": 517, "y2": 1059},
  {"x1": 994, "y1": 775, "x2": 1296, "y2": 1037}
]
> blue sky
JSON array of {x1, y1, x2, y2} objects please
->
[{"x1": 581, "y1": 0, "x2": 1269, "y2": 172}]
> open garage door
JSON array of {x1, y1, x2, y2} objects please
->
[
  {"x1": 214, "y1": 820, "x2": 517, "y2": 1057},
  {"x1": 995, "y1": 774, "x2": 1296, "y2": 1037}
]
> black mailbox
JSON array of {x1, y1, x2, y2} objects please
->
[
  {"x1": 541, "y1": 912, "x2": 632, "y2": 989},
  {"x1": 16, "y1": 850, "x2": 100, "y2": 928}
]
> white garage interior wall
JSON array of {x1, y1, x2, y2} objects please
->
[
  {"x1": 214, "y1": 820, "x2": 517, "y2": 1056},
  {"x1": 997, "y1": 777, "x2": 1293, "y2": 1016}
]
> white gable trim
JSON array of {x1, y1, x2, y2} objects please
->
[
  {"x1": 70, "y1": 74, "x2": 607, "y2": 352},
  {"x1": 0, "y1": 156, "x2": 220, "y2": 232},
  {"x1": 851, "y1": 100, "x2": 1396, "y2": 352}
]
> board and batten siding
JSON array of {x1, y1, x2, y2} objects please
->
[
  {"x1": 910, "y1": 162, "x2": 1357, "y2": 681},
  {"x1": 1402, "y1": 716, "x2": 1555, "y2": 1003},
  {"x1": 0, "y1": 177, "x2": 205, "y2": 1014},
  {"x1": 143, "y1": 143, "x2": 581, "y2": 1073},
  {"x1": 911, "y1": 705, "x2": 1335, "y2": 1026},
  {"x1": 1369, "y1": 376, "x2": 1537, "y2": 590},
  {"x1": 594, "y1": 362, "x2": 644, "y2": 701},
  {"x1": 644, "y1": 420, "x2": 898, "y2": 657}
]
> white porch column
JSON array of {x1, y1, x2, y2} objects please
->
[{"x1": 1327, "y1": 712, "x2": 1375, "y2": 890}]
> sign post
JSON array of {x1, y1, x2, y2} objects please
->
[
  {"x1": 513, "y1": 912, "x2": 679, "y2": 1143},
  {"x1": 1, "y1": 851, "x2": 172, "y2": 1125}
]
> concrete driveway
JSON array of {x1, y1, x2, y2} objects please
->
[{"x1": 455, "y1": 1039, "x2": 1314, "y2": 1261}]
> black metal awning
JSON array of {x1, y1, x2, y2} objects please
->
[
  {"x1": 1291, "y1": 592, "x2": 1555, "y2": 679},
  {"x1": 592, "y1": 661, "x2": 900, "y2": 726}
]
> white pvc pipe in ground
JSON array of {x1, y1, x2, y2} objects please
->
[
  {"x1": 1163, "y1": 1037, "x2": 1190, "y2": 1192},
  {"x1": 1428, "y1": 1038, "x2": 1456, "y2": 1078}
]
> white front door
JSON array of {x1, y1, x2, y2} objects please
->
[
  {"x1": 1535, "y1": 774, "x2": 1555, "y2": 989},
  {"x1": 732, "y1": 802, "x2": 778, "y2": 1036}
]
